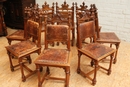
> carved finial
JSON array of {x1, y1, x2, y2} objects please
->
[
  {"x1": 80, "y1": 2, "x2": 88, "y2": 10},
  {"x1": 61, "y1": 0, "x2": 69, "y2": 9}
]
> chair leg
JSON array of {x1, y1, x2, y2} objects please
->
[
  {"x1": 77, "y1": 51, "x2": 82, "y2": 74},
  {"x1": 113, "y1": 43, "x2": 120, "y2": 64},
  {"x1": 92, "y1": 61, "x2": 98, "y2": 85},
  {"x1": 108, "y1": 53, "x2": 114, "y2": 75},
  {"x1": 26, "y1": 55, "x2": 32, "y2": 64},
  {"x1": 40, "y1": 66, "x2": 43, "y2": 72},
  {"x1": 110, "y1": 43, "x2": 112, "y2": 48},
  {"x1": 7, "y1": 51, "x2": 14, "y2": 71},
  {"x1": 7, "y1": 51, "x2": 20, "y2": 71},
  {"x1": 110, "y1": 43, "x2": 120, "y2": 64},
  {"x1": 19, "y1": 58, "x2": 26, "y2": 82},
  {"x1": 65, "y1": 67, "x2": 70, "y2": 87},
  {"x1": 7, "y1": 39, "x2": 11, "y2": 45},
  {"x1": 36, "y1": 65, "x2": 42, "y2": 87},
  {"x1": 46, "y1": 66, "x2": 50, "y2": 74},
  {"x1": 90, "y1": 59, "x2": 95, "y2": 67}
]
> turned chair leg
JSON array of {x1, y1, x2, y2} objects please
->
[
  {"x1": 7, "y1": 51, "x2": 17, "y2": 71},
  {"x1": 26, "y1": 55, "x2": 32, "y2": 64},
  {"x1": 8, "y1": 52, "x2": 14, "y2": 71},
  {"x1": 108, "y1": 53, "x2": 114, "y2": 75},
  {"x1": 92, "y1": 61, "x2": 98, "y2": 85},
  {"x1": 77, "y1": 52, "x2": 82, "y2": 74},
  {"x1": 36, "y1": 65, "x2": 42, "y2": 87},
  {"x1": 65, "y1": 67, "x2": 70, "y2": 87},
  {"x1": 7, "y1": 39, "x2": 11, "y2": 45},
  {"x1": 113, "y1": 43, "x2": 119, "y2": 64},
  {"x1": 19, "y1": 58, "x2": 26, "y2": 82}
]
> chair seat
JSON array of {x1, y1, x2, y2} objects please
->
[
  {"x1": 79, "y1": 43, "x2": 116, "y2": 61},
  {"x1": 6, "y1": 30, "x2": 24, "y2": 40},
  {"x1": 34, "y1": 49, "x2": 70, "y2": 66},
  {"x1": 96, "y1": 32, "x2": 120, "y2": 43},
  {"x1": 6, "y1": 40, "x2": 40, "y2": 57}
]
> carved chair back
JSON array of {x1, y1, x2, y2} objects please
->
[
  {"x1": 55, "y1": 1, "x2": 75, "y2": 46},
  {"x1": 44, "y1": 24, "x2": 71, "y2": 50},
  {"x1": 24, "y1": 2, "x2": 54, "y2": 32},
  {"x1": 55, "y1": 1, "x2": 74, "y2": 26},
  {"x1": 76, "y1": 3, "x2": 100, "y2": 44},
  {"x1": 75, "y1": 2, "x2": 94, "y2": 24}
]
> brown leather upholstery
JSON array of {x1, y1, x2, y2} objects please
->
[
  {"x1": 6, "y1": 30, "x2": 25, "y2": 45},
  {"x1": 76, "y1": 3, "x2": 120, "y2": 64},
  {"x1": 77, "y1": 21, "x2": 116, "y2": 85},
  {"x1": 91, "y1": 4, "x2": 120, "y2": 63},
  {"x1": 5, "y1": 20, "x2": 41, "y2": 82},
  {"x1": 34, "y1": 24, "x2": 71, "y2": 87}
]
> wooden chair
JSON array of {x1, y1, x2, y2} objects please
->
[
  {"x1": 43, "y1": 2, "x2": 72, "y2": 46},
  {"x1": 6, "y1": 29, "x2": 24, "y2": 45},
  {"x1": 76, "y1": 3, "x2": 120, "y2": 64},
  {"x1": 91, "y1": 4, "x2": 120, "y2": 64},
  {"x1": 55, "y1": 1, "x2": 75, "y2": 46},
  {"x1": 75, "y1": 2, "x2": 101, "y2": 38},
  {"x1": 76, "y1": 20, "x2": 116, "y2": 85},
  {"x1": 41, "y1": 1, "x2": 55, "y2": 32},
  {"x1": 75, "y1": 2, "x2": 95, "y2": 43},
  {"x1": 76, "y1": 3, "x2": 94, "y2": 43},
  {"x1": 41, "y1": 1, "x2": 54, "y2": 16},
  {"x1": 6, "y1": 4, "x2": 39, "y2": 45},
  {"x1": 34, "y1": 24, "x2": 71, "y2": 87},
  {"x1": 75, "y1": 2, "x2": 89, "y2": 17},
  {"x1": 5, "y1": 19, "x2": 42, "y2": 81}
]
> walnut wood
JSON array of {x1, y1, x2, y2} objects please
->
[
  {"x1": 77, "y1": 21, "x2": 116, "y2": 85},
  {"x1": 76, "y1": 3, "x2": 120, "y2": 64},
  {"x1": 56, "y1": 1, "x2": 75, "y2": 46},
  {"x1": 5, "y1": 20, "x2": 42, "y2": 82},
  {"x1": 34, "y1": 24, "x2": 71, "y2": 87},
  {"x1": 91, "y1": 4, "x2": 120, "y2": 64}
]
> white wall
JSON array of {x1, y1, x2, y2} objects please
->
[{"x1": 36, "y1": 0, "x2": 130, "y2": 42}]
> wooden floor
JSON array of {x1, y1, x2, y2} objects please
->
[{"x1": 0, "y1": 28, "x2": 130, "y2": 87}]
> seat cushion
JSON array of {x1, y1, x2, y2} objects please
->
[
  {"x1": 97, "y1": 32, "x2": 120, "y2": 43},
  {"x1": 79, "y1": 43, "x2": 116, "y2": 61},
  {"x1": 6, "y1": 30, "x2": 24, "y2": 40},
  {"x1": 5, "y1": 40, "x2": 40, "y2": 57},
  {"x1": 34, "y1": 49, "x2": 70, "y2": 66}
]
